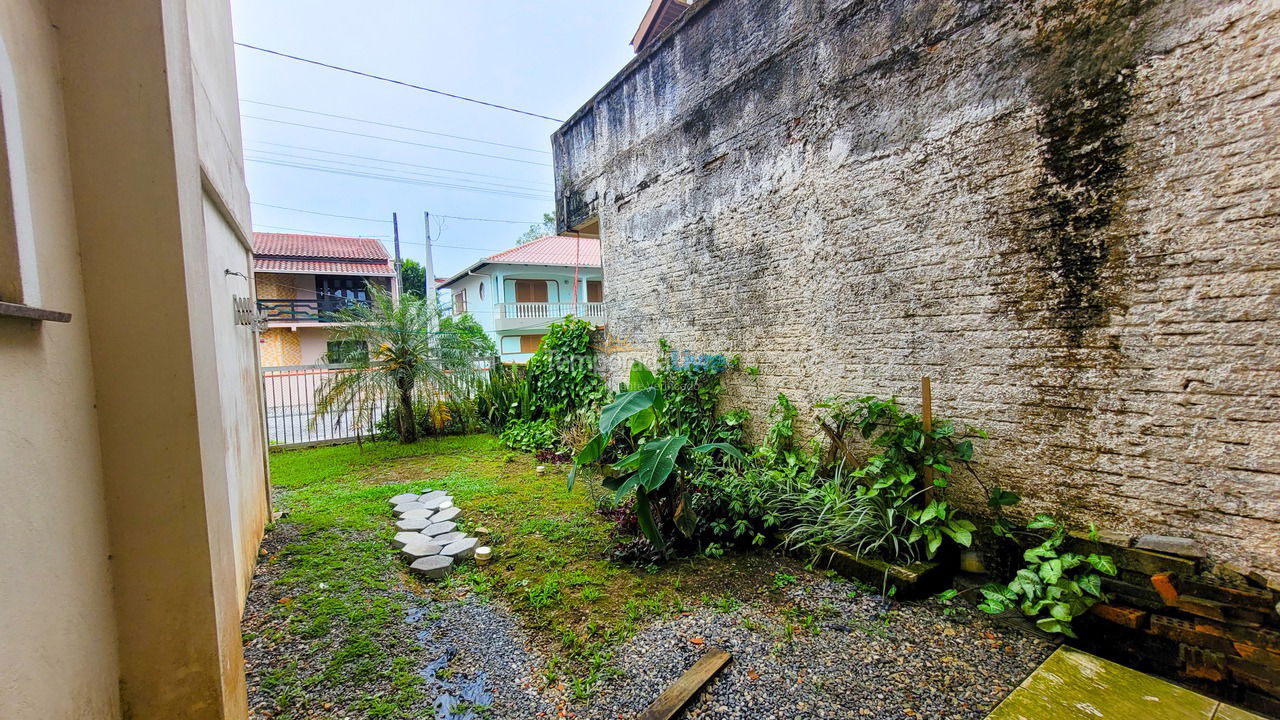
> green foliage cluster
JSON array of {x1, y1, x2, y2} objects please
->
[
  {"x1": 527, "y1": 316, "x2": 604, "y2": 419},
  {"x1": 971, "y1": 514, "x2": 1117, "y2": 637},
  {"x1": 499, "y1": 418, "x2": 559, "y2": 453},
  {"x1": 568, "y1": 360, "x2": 745, "y2": 555},
  {"x1": 474, "y1": 362, "x2": 541, "y2": 432},
  {"x1": 437, "y1": 313, "x2": 497, "y2": 362}
]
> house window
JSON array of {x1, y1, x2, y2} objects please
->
[
  {"x1": 502, "y1": 334, "x2": 545, "y2": 355},
  {"x1": 587, "y1": 280, "x2": 603, "y2": 303},
  {"x1": 453, "y1": 289, "x2": 466, "y2": 315},
  {"x1": 326, "y1": 340, "x2": 368, "y2": 364},
  {"x1": 514, "y1": 279, "x2": 548, "y2": 303}
]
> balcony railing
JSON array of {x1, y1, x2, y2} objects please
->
[
  {"x1": 258, "y1": 298, "x2": 372, "y2": 323},
  {"x1": 495, "y1": 301, "x2": 606, "y2": 321}
]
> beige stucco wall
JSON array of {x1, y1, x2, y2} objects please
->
[
  {"x1": 0, "y1": 1, "x2": 121, "y2": 716},
  {"x1": 1, "y1": 0, "x2": 268, "y2": 717}
]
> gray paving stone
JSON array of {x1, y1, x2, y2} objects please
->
[
  {"x1": 420, "y1": 521, "x2": 457, "y2": 537},
  {"x1": 399, "y1": 508, "x2": 435, "y2": 522},
  {"x1": 409, "y1": 554, "x2": 453, "y2": 578},
  {"x1": 422, "y1": 495, "x2": 453, "y2": 510},
  {"x1": 430, "y1": 506, "x2": 461, "y2": 524},
  {"x1": 389, "y1": 493, "x2": 419, "y2": 506},
  {"x1": 393, "y1": 501, "x2": 426, "y2": 516},
  {"x1": 440, "y1": 536, "x2": 478, "y2": 559},
  {"x1": 431, "y1": 531, "x2": 466, "y2": 545},
  {"x1": 396, "y1": 517, "x2": 433, "y2": 532},
  {"x1": 393, "y1": 531, "x2": 424, "y2": 549},
  {"x1": 418, "y1": 490, "x2": 447, "y2": 503},
  {"x1": 399, "y1": 539, "x2": 443, "y2": 561}
]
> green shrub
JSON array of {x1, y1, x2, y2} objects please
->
[
  {"x1": 499, "y1": 418, "x2": 559, "y2": 453},
  {"x1": 474, "y1": 363, "x2": 541, "y2": 431},
  {"x1": 527, "y1": 316, "x2": 603, "y2": 419}
]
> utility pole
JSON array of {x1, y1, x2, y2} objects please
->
[
  {"x1": 391, "y1": 212, "x2": 402, "y2": 290},
  {"x1": 422, "y1": 211, "x2": 436, "y2": 305}
]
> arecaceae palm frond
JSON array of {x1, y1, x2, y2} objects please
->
[{"x1": 310, "y1": 284, "x2": 485, "y2": 444}]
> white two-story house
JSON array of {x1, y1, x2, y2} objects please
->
[{"x1": 438, "y1": 235, "x2": 605, "y2": 362}]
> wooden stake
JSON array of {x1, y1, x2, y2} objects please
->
[
  {"x1": 637, "y1": 648, "x2": 732, "y2": 720},
  {"x1": 922, "y1": 376, "x2": 933, "y2": 501}
]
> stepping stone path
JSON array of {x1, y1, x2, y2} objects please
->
[{"x1": 385, "y1": 488, "x2": 485, "y2": 580}]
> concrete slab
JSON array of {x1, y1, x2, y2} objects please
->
[
  {"x1": 399, "y1": 508, "x2": 435, "y2": 522},
  {"x1": 986, "y1": 647, "x2": 1218, "y2": 720},
  {"x1": 430, "y1": 506, "x2": 461, "y2": 524},
  {"x1": 441, "y1": 536, "x2": 478, "y2": 559},
  {"x1": 399, "y1": 540, "x2": 443, "y2": 562},
  {"x1": 389, "y1": 493, "x2": 419, "y2": 506},
  {"x1": 410, "y1": 554, "x2": 453, "y2": 579},
  {"x1": 392, "y1": 532, "x2": 424, "y2": 549},
  {"x1": 420, "y1": 521, "x2": 457, "y2": 537},
  {"x1": 418, "y1": 490, "x2": 447, "y2": 503},
  {"x1": 422, "y1": 495, "x2": 453, "y2": 510},
  {"x1": 431, "y1": 531, "x2": 466, "y2": 545},
  {"x1": 392, "y1": 501, "x2": 426, "y2": 516},
  {"x1": 395, "y1": 517, "x2": 432, "y2": 532}
]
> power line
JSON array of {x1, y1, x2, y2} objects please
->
[
  {"x1": 255, "y1": 223, "x2": 390, "y2": 238},
  {"x1": 242, "y1": 115, "x2": 552, "y2": 167},
  {"x1": 245, "y1": 149, "x2": 551, "y2": 193},
  {"x1": 247, "y1": 140, "x2": 553, "y2": 186},
  {"x1": 252, "y1": 201, "x2": 544, "y2": 226},
  {"x1": 244, "y1": 157, "x2": 552, "y2": 200},
  {"x1": 241, "y1": 99, "x2": 551, "y2": 155},
  {"x1": 252, "y1": 202, "x2": 392, "y2": 224},
  {"x1": 234, "y1": 42, "x2": 565, "y2": 123}
]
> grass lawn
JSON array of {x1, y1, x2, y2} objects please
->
[{"x1": 245, "y1": 434, "x2": 807, "y2": 718}]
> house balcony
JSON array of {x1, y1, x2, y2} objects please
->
[
  {"x1": 494, "y1": 301, "x2": 606, "y2": 331},
  {"x1": 257, "y1": 298, "x2": 372, "y2": 325}
]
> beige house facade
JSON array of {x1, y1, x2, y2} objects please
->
[{"x1": 0, "y1": 0, "x2": 269, "y2": 718}]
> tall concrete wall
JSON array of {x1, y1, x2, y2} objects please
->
[
  {"x1": 553, "y1": 0, "x2": 1280, "y2": 575},
  {"x1": 0, "y1": 0, "x2": 268, "y2": 717}
]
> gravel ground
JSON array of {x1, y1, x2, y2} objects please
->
[
  {"x1": 572, "y1": 575, "x2": 1056, "y2": 720},
  {"x1": 246, "y1": 532, "x2": 1053, "y2": 720}
]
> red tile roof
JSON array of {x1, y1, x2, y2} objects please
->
[
  {"x1": 484, "y1": 235, "x2": 601, "y2": 267},
  {"x1": 252, "y1": 232, "x2": 396, "y2": 276}
]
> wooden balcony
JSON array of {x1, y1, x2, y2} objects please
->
[{"x1": 494, "y1": 301, "x2": 605, "y2": 330}]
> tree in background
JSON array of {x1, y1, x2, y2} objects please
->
[
  {"x1": 437, "y1": 313, "x2": 497, "y2": 367},
  {"x1": 517, "y1": 212, "x2": 556, "y2": 245},
  {"x1": 400, "y1": 258, "x2": 427, "y2": 299}
]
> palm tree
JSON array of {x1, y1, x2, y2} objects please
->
[{"x1": 311, "y1": 284, "x2": 483, "y2": 444}]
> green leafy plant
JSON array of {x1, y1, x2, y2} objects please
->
[
  {"x1": 499, "y1": 418, "x2": 559, "y2": 453},
  {"x1": 474, "y1": 362, "x2": 541, "y2": 431},
  {"x1": 527, "y1": 316, "x2": 604, "y2": 419},
  {"x1": 567, "y1": 360, "x2": 745, "y2": 555},
  {"x1": 976, "y1": 515, "x2": 1116, "y2": 636}
]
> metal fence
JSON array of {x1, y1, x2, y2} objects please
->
[{"x1": 261, "y1": 361, "x2": 493, "y2": 449}]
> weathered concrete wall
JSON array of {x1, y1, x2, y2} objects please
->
[{"x1": 553, "y1": 0, "x2": 1280, "y2": 575}]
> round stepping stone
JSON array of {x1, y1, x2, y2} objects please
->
[
  {"x1": 418, "y1": 490, "x2": 447, "y2": 503},
  {"x1": 389, "y1": 493, "x2": 419, "y2": 506},
  {"x1": 410, "y1": 554, "x2": 453, "y2": 578},
  {"x1": 441, "y1": 536, "x2": 478, "y2": 559},
  {"x1": 400, "y1": 508, "x2": 435, "y2": 522},
  {"x1": 396, "y1": 517, "x2": 433, "y2": 532},
  {"x1": 393, "y1": 501, "x2": 426, "y2": 516},
  {"x1": 422, "y1": 495, "x2": 453, "y2": 510},
  {"x1": 400, "y1": 539, "x2": 443, "y2": 561},
  {"x1": 420, "y1": 521, "x2": 457, "y2": 537},
  {"x1": 393, "y1": 531, "x2": 424, "y2": 549},
  {"x1": 431, "y1": 531, "x2": 466, "y2": 545},
  {"x1": 430, "y1": 506, "x2": 461, "y2": 524}
]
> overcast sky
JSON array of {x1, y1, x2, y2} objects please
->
[{"x1": 229, "y1": 0, "x2": 640, "y2": 278}]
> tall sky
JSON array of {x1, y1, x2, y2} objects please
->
[{"x1": 229, "y1": 0, "x2": 641, "y2": 279}]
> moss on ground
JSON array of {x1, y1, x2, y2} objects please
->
[{"x1": 248, "y1": 434, "x2": 804, "y2": 717}]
